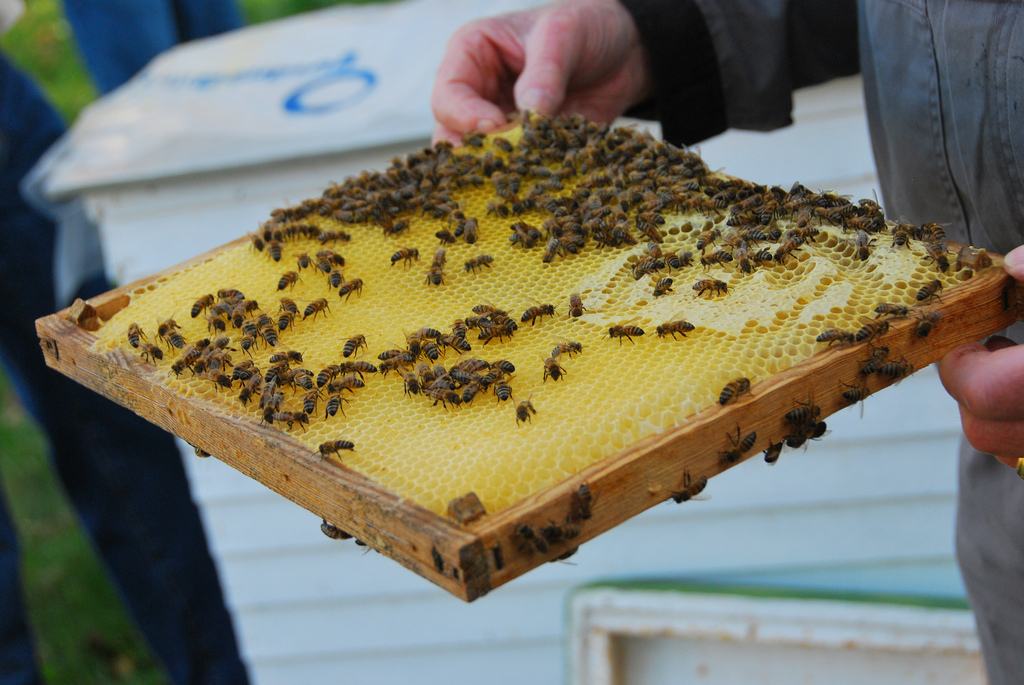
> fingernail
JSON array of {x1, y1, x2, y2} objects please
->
[
  {"x1": 475, "y1": 118, "x2": 501, "y2": 132},
  {"x1": 518, "y1": 88, "x2": 554, "y2": 114}
]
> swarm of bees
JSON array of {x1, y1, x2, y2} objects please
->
[{"x1": 106, "y1": 110, "x2": 988, "y2": 525}]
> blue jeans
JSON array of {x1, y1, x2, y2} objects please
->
[
  {"x1": 0, "y1": 3, "x2": 247, "y2": 683},
  {"x1": 62, "y1": 0, "x2": 243, "y2": 94}
]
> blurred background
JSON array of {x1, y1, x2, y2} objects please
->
[{"x1": 1, "y1": 2, "x2": 979, "y2": 684}]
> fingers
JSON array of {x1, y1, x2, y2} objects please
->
[
  {"x1": 514, "y1": 7, "x2": 583, "y2": 114},
  {"x1": 940, "y1": 339, "x2": 1024, "y2": 421},
  {"x1": 431, "y1": 15, "x2": 533, "y2": 139},
  {"x1": 940, "y1": 338, "x2": 1024, "y2": 463},
  {"x1": 958, "y1": 405, "x2": 1024, "y2": 466},
  {"x1": 1004, "y1": 244, "x2": 1024, "y2": 281}
]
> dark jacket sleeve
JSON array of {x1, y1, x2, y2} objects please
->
[{"x1": 620, "y1": 0, "x2": 859, "y2": 147}]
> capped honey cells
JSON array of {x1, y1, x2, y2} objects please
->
[{"x1": 89, "y1": 112, "x2": 984, "y2": 516}]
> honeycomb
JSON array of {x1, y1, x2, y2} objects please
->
[{"x1": 91, "y1": 113, "x2": 977, "y2": 516}]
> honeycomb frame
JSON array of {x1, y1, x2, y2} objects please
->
[{"x1": 36, "y1": 114, "x2": 1024, "y2": 601}]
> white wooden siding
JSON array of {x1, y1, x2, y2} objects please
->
[{"x1": 87, "y1": 75, "x2": 972, "y2": 683}]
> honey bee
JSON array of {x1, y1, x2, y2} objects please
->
[
  {"x1": 202, "y1": 312, "x2": 226, "y2": 333},
  {"x1": 695, "y1": 226, "x2": 720, "y2": 252},
  {"x1": 267, "y1": 240, "x2": 283, "y2": 261},
  {"x1": 718, "y1": 377, "x2": 751, "y2": 405},
  {"x1": 693, "y1": 278, "x2": 728, "y2": 297},
  {"x1": 425, "y1": 264, "x2": 445, "y2": 286},
  {"x1": 460, "y1": 380, "x2": 482, "y2": 404},
  {"x1": 541, "y1": 236, "x2": 562, "y2": 263},
  {"x1": 139, "y1": 343, "x2": 164, "y2": 363},
  {"x1": 773, "y1": 237, "x2": 803, "y2": 263},
  {"x1": 158, "y1": 318, "x2": 185, "y2": 349},
  {"x1": 816, "y1": 328, "x2": 855, "y2": 346},
  {"x1": 239, "y1": 334, "x2": 258, "y2": 356},
  {"x1": 568, "y1": 292, "x2": 587, "y2": 318},
  {"x1": 652, "y1": 277, "x2": 674, "y2": 298},
  {"x1": 478, "y1": 321, "x2": 516, "y2": 345},
  {"x1": 874, "y1": 303, "x2": 911, "y2": 319},
  {"x1": 763, "y1": 441, "x2": 784, "y2": 465},
  {"x1": 854, "y1": 320, "x2": 889, "y2": 343},
  {"x1": 515, "y1": 524, "x2": 549, "y2": 554},
  {"x1": 402, "y1": 370, "x2": 421, "y2": 395},
  {"x1": 549, "y1": 341, "x2": 582, "y2": 359},
  {"x1": 464, "y1": 218, "x2": 479, "y2": 244},
  {"x1": 439, "y1": 334, "x2": 473, "y2": 353},
  {"x1": 218, "y1": 288, "x2": 244, "y2": 302},
  {"x1": 916, "y1": 310, "x2": 942, "y2": 337},
  {"x1": 855, "y1": 230, "x2": 875, "y2": 260},
  {"x1": 631, "y1": 256, "x2": 664, "y2": 280},
  {"x1": 320, "y1": 519, "x2": 352, "y2": 540},
  {"x1": 487, "y1": 200, "x2": 511, "y2": 218},
  {"x1": 126, "y1": 323, "x2": 147, "y2": 348},
  {"x1": 391, "y1": 247, "x2": 419, "y2": 267},
  {"x1": 435, "y1": 229, "x2": 457, "y2": 245},
  {"x1": 324, "y1": 393, "x2": 349, "y2": 418},
  {"x1": 427, "y1": 387, "x2": 462, "y2": 409},
  {"x1": 337, "y1": 278, "x2": 363, "y2": 301},
  {"x1": 327, "y1": 268, "x2": 344, "y2": 289},
  {"x1": 328, "y1": 374, "x2": 365, "y2": 394},
  {"x1": 491, "y1": 359, "x2": 516, "y2": 374},
  {"x1": 461, "y1": 130, "x2": 485, "y2": 147},
  {"x1": 916, "y1": 279, "x2": 943, "y2": 302},
  {"x1": 516, "y1": 397, "x2": 537, "y2": 425},
  {"x1": 656, "y1": 319, "x2": 695, "y2": 340},
  {"x1": 890, "y1": 223, "x2": 911, "y2": 249},
  {"x1": 721, "y1": 426, "x2": 757, "y2": 463},
  {"x1": 342, "y1": 334, "x2": 367, "y2": 358},
  {"x1": 860, "y1": 345, "x2": 890, "y2": 375},
  {"x1": 303, "y1": 298, "x2": 331, "y2": 320},
  {"x1": 269, "y1": 350, "x2": 303, "y2": 364},
  {"x1": 785, "y1": 400, "x2": 821, "y2": 428},
  {"x1": 699, "y1": 251, "x2": 732, "y2": 269},
  {"x1": 464, "y1": 254, "x2": 494, "y2": 273},
  {"x1": 609, "y1": 323, "x2": 644, "y2": 345},
  {"x1": 841, "y1": 382, "x2": 871, "y2": 405},
  {"x1": 493, "y1": 377, "x2": 513, "y2": 402},
  {"x1": 878, "y1": 357, "x2": 913, "y2": 380},
  {"x1": 296, "y1": 252, "x2": 311, "y2": 270},
  {"x1": 191, "y1": 294, "x2": 215, "y2": 318},
  {"x1": 493, "y1": 136, "x2": 513, "y2": 152},
  {"x1": 542, "y1": 356, "x2": 566, "y2": 382},
  {"x1": 918, "y1": 221, "x2": 947, "y2": 247},
  {"x1": 925, "y1": 243, "x2": 951, "y2": 272},
  {"x1": 277, "y1": 311, "x2": 296, "y2": 332},
  {"x1": 315, "y1": 249, "x2": 345, "y2": 273},
  {"x1": 569, "y1": 483, "x2": 593, "y2": 521},
  {"x1": 670, "y1": 470, "x2": 708, "y2": 503},
  {"x1": 318, "y1": 439, "x2": 355, "y2": 458},
  {"x1": 665, "y1": 249, "x2": 693, "y2": 271},
  {"x1": 277, "y1": 271, "x2": 300, "y2": 291},
  {"x1": 472, "y1": 302, "x2": 507, "y2": 318},
  {"x1": 509, "y1": 221, "x2": 541, "y2": 248},
  {"x1": 521, "y1": 303, "x2": 556, "y2": 325}
]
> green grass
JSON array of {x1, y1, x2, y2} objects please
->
[
  {"x1": 0, "y1": 369, "x2": 167, "y2": 684},
  {"x1": 0, "y1": 3, "x2": 388, "y2": 682}
]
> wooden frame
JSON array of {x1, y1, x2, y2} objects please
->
[{"x1": 36, "y1": 240, "x2": 1023, "y2": 601}]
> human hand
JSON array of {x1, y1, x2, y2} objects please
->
[
  {"x1": 939, "y1": 245, "x2": 1024, "y2": 470},
  {"x1": 431, "y1": 0, "x2": 653, "y2": 144}
]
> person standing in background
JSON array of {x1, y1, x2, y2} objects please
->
[
  {"x1": 0, "y1": 1, "x2": 250, "y2": 683},
  {"x1": 430, "y1": 1, "x2": 1024, "y2": 683}
]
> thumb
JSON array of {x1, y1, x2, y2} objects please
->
[
  {"x1": 513, "y1": 8, "x2": 582, "y2": 114},
  {"x1": 1004, "y1": 244, "x2": 1024, "y2": 281}
]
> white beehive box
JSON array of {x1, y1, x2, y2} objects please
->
[{"x1": 32, "y1": 1, "x2": 971, "y2": 680}]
